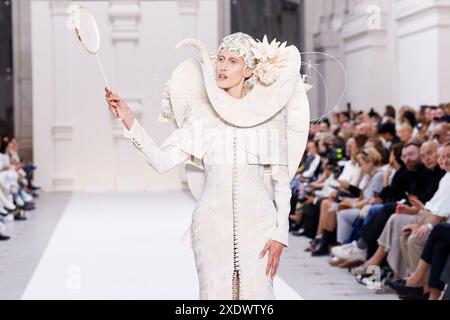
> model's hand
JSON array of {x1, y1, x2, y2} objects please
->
[
  {"x1": 259, "y1": 239, "x2": 285, "y2": 280},
  {"x1": 104, "y1": 87, "x2": 135, "y2": 130}
]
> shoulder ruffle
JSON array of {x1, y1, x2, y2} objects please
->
[{"x1": 160, "y1": 108, "x2": 220, "y2": 170}]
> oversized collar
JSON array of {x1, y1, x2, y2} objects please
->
[{"x1": 200, "y1": 45, "x2": 301, "y2": 128}]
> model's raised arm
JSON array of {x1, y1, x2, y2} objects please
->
[{"x1": 105, "y1": 88, "x2": 190, "y2": 174}]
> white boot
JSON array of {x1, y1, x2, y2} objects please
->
[{"x1": 0, "y1": 189, "x2": 15, "y2": 210}]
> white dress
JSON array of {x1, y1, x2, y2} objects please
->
[{"x1": 122, "y1": 39, "x2": 310, "y2": 300}]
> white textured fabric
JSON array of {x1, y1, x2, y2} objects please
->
[
  {"x1": 161, "y1": 56, "x2": 309, "y2": 185},
  {"x1": 123, "y1": 114, "x2": 292, "y2": 300},
  {"x1": 121, "y1": 37, "x2": 309, "y2": 300}
]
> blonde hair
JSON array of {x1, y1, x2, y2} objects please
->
[{"x1": 356, "y1": 146, "x2": 382, "y2": 167}]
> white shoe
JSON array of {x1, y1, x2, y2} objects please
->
[
  {"x1": 0, "y1": 206, "x2": 7, "y2": 215},
  {"x1": 2, "y1": 201, "x2": 16, "y2": 210},
  {"x1": 4, "y1": 213, "x2": 14, "y2": 222},
  {"x1": 331, "y1": 242, "x2": 353, "y2": 256},
  {"x1": 14, "y1": 195, "x2": 25, "y2": 207},
  {"x1": 0, "y1": 190, "x2": 16, "y2": 210},
  {"x1": 331, "y1": 241, "x2": 367, "y2": 262},
  {"x1": 19, "y1": 190, "x2": 33, "y2": 202}
]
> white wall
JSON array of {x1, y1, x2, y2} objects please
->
[
  {"x1": 31, "y1": 0, "x2": 219, "y2": 192},
  {"x1": 304, "y1": 0, "x2": 450, "y2": 114}
]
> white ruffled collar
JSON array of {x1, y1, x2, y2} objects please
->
[{"x1": 200, "y1": 45, "x2": 302, "y2": 127}]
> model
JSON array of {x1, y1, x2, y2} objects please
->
[{"x1": 105, "y1": 32, "x2": 310, "y2": 299}]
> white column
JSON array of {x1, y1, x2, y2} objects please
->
[
  {"x1": 341, "y1": 0, "x2": 390, "y2": 113},
  {"x1": 109, "y1": 1, "x2": 143, "y2": 191},
  {"x1": 217, "y1": 0, "x2": 231, "y2": 43},
  {"x1": 177, "y1": 0, "x2": 199, "y2": 38},
  {"x1": 49, "y1": 1, "x2": 75, "y2": 191},
  {"x1": 394, "y1": 0, "x2": 450, "y2": 107},
  {"x1": 12, "y1": 0, "x2": 33, "y2": 162},
  {"x1": 176, "y1": 0, "x2": 200, "y2": 186}
]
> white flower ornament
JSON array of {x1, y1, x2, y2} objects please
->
[{"x1": 250, "y1": 35, "x2": 290, "y2": 86}]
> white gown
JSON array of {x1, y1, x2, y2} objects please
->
[{"x1": 122, "y1": 39, "x2": 310, "y2": 300}]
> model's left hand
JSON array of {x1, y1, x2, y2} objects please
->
[{"x1": 259, "y1": 240, "x2": 285, "y2": 280}]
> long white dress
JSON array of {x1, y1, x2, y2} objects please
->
[{"x1": 121, "y1": 40, "x2": 309, "y2": 300}]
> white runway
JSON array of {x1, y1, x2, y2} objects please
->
[{"x1": 21, "y1": 191, "x2": 303, "y2": 300}]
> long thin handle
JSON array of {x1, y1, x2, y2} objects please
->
[
  {"x1": 95, "y1": 53, "x2": 122, "y2": 122},
  {"x1": 95, "y1": 52, "x2": 110, "y2": 90}
]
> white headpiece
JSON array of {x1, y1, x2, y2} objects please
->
[
  {"x1": 216, "y1": 32, "x2": 290, "y2": 89},
  {"x1": 216, "y1": 32, "x2": 257, "y2": 69}
]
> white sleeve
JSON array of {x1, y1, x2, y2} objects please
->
[
  {"x1": 123, "y1": 118, "x2": 190, "y2": 174},
  {"x1": 269, "y1": 164, "x2": 292, "y2": 247}
]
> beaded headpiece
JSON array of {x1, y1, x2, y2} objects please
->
[{"x1": 216, "y1": 32, "x2": 257, "y2": 69}]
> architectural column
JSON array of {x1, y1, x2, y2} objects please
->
[
  {"x1": 313, "y1": 0, "x2": 346, "y2": 118},
  {"x1": 109, "y1": 1, "x2": 143, "y2": 191},
  {"x1": 177, "y1": 0, "x2": 199, "y2": 38},
  {"x1": 49, "y1": 0, "x2": 74, "y2": 191},
  {"x1": 176, "y1": 0, "x2": 200, "y2": 186},
  {"x1": 341, "y1": 0, "x2": 390, "y2": 113},
  {"x1": 394, "y1": 0, "x2": 450, "y2": 107},
  {"x1": 12, "y1": 0, "x2": 33, "y2": 163}
]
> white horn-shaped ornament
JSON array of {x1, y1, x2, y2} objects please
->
[{"x1": 175, "y1": 39, "x2": 213, "y2": 68}]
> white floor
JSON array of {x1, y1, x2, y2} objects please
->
[{"x1": 21, "y1": 191, "x2": 303, "y2": 300}]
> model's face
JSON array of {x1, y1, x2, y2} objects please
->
[{"x1": 215, "y1": 50, "x2": 252, "y2": 91}]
